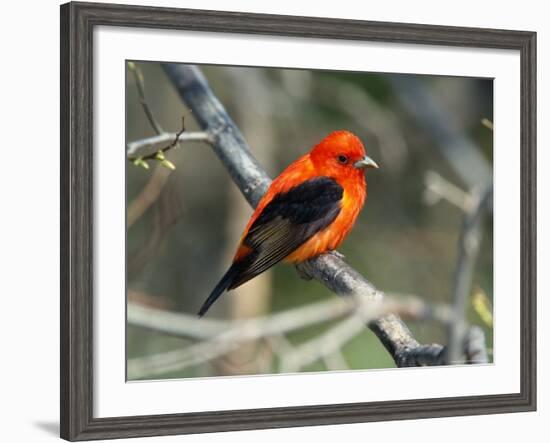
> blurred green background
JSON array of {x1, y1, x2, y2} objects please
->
[{"x1": 126, "y1": 62, "x2": 493, "y2": 380}]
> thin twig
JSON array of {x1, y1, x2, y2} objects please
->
[
  {"x1": 265, "y1": 335, "x2": 294, "y2": 357},
  {"x1": 126, "y1": 61, "x2": 212, "y2": 162},
  {"x1": 128, "y1": 297, "x2": 353, "y2": 343},
  {"x1": 280, "y1": 315, "x2": 365, "y2": 373},
  {"x1": 481, "y1": 118, "x2": 494, "y2": 131},
  {"x1": 127, "y1": 165, "x2": 172, "y2": 228},
  {"x1": 126, "y1": 131, "x2": 213, "y2": 158},
  {"x1": 384, "y1": 292, "x2": 453, "y2": 325},
  {"x1": 127, "y1": 293, "x2": 452, "y2": 378},
  {"x1": 125, "y1": 65, "x2": 196, "y2": 231},
  {"x1": 389, "y1": 75, "x2": 491, "y2": 188},
  {"x1": 128, "y1": 297, "x2": 356, "y2": 379},
  {"x1": 127, "y1": 117, "x2": 188, "y2": 162},
  {"x1": 423, "y1": 170, "x2": 475, "y2": 213},
  {"x1": 463, "y1": 326, "x2": 489, "y2": 364},
  {"x1": 127, "y1": 292, "x2": 452, "y2": 341},
  {"x1": 127, "y1": 179, "x2": 183, "y2": 275},
  {"x1": 128, "y1": 298, "x2": 374, "y2": 379},
  {"x1": 128, "y1": 301, "x2": 227, "y2": 341},
  {"x1": 323, "y1": 349, "x2": 349, "y2": 371},
  {"x1": 128, "y1": 61, "x2": 164, "y2": 135}
]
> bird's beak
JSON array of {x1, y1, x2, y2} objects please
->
[{"x1": 354, "y1": 156, "x2": 379, "y2": 170}]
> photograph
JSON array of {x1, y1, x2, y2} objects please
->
[
  {"x1": 56, "y1": 2, "x2": 537, "y2": 440},
  {"x1": 125, "y1": 61, "x2": 494, "y2": 381}
]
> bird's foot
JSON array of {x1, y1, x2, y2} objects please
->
[
  {"x1": 295, "y1": 262, "x2": 314, "y2": 281},
  {"x1": 329, "y1": 250, "x2": 345, "y2": 260}
]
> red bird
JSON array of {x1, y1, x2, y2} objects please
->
[{"x1": 198, "y1": 130, "x2": 378, "y2": 316}]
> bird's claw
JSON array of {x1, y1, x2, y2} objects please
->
[
  {"x1": 329, "y1": 250, "x2": 345, "y2": 260},
  {"x1": 295, "y1": 262, "x2": 314, "y2": 281}
]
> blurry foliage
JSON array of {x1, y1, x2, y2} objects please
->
[{"x1": 126, "y1": 62, "x2": 493, "y2": 379}]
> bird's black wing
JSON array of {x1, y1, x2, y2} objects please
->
[
  {"x1": 198, "y1": 176, "x2": 343, "y2": 316},
  {"x1": 230, "y1": 176, "x2": 344, "y2": 288}
]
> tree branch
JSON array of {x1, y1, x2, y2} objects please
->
[
  {"x1": 447, "y1": 184, "x2": 493, "y2": 364},
  {"x1": 424, "y1": 170, "x2": 475, "y2": 213},
  {"x1": 463, "y1": 326, "x2": 489, "y2": 364},
  {"x1": 128, "y1": 297, "x2": 356, "y2": 379},
  {"x1": 126, "y1": 130, "x2": 213, "y2": 159},
  {"x1": 161, "y1": 63, "x2": 446, "y2": 368},
  {"x1": 128, "y1": 293, "x2": 451, "y2": 379},
  {"x1": 162, "y1": 64, "x2": 270, "y2": 206},
  {"x1": 127, "y1": 165, "x2": 172, "y2": 228},
  {"x1": 279, "y1": 315, "x2": 365, "y2": 373},
  {"x1": 128, "y1": 292, "x2": 451, "y2": 341},
  {"x1": 128, "y1": 296, "x2": 353, "y2": 342},
  {"x1": 127, "y1": 291, "x2": 453, "y2": 379},
  {"x1": 128, "y1": 61, "x2": 165, "y2": 135},
  {"x1": 126, "y1": 62, "x2": 212, "y2": 163},
  {"x1": 388, "y1": 75, "x2": 491, "y2": 188}
]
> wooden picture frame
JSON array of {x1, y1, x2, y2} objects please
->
[{"x1": 60, "y1": 1, "x2": 536, "y2": 440}]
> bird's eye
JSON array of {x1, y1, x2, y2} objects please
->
[{"x1": 337, "y1": 155, "x2": 348, "y2": 164}]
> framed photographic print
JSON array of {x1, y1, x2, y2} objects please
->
[{"x1": 60, "y1": 1, "x2": 536, "y2": 441}]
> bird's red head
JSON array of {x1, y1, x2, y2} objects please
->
[{"x1": 309, "y1": 130, "x2": 378, "y2": 179}]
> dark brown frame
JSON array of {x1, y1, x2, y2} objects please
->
[{"x1": 60, "y1": 1, "x2": 537, "y2": 441}]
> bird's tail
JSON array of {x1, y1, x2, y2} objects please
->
[{"x1": 197, "y1": 263, "x2": 240, "y2": 317}]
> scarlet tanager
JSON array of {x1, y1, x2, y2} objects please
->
[{"x1": 198, "y1": 130, "x2": 378, "y2": 317}]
